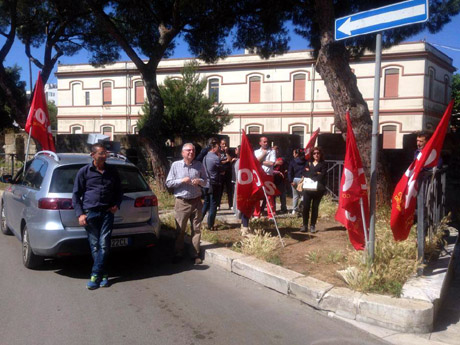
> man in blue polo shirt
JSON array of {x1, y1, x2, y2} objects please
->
[{"x1": 73, "y1": 143, "x2": 123, "y2": 290}]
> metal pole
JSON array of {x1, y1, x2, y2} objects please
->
[
  {"x1": 369, "y1": 33, "x2": 382, "y2": 262},
  {"x1": 359, "y1": 198, "x2": 369, "y2": 250},
  {"x1": 417, "y1": 179, "x2": 426, "y2": 276},
  {"x1": 262, "y1": 186, "x2": 285, "y2": 247}
]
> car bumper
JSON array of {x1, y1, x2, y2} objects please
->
[{"x1": 29, "y1": 225, "x2": 158, "y2": 257}]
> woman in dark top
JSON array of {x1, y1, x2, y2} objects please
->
[{"x1": 301, "y1": 147, "x2": 327, "y2": 233}]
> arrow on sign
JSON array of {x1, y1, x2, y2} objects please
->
[
  {"x1": 338, "y1": 4, "x2": 426, "y2": 36},
  {"x1": 335, "y1": 0, "x2": 429, "y2": 40}
]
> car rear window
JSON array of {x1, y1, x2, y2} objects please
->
[{"x1": 49, "y1": 164, "x2": 150, "y2": 193}]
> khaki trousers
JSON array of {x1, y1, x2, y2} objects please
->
[{"x1": 174, "y1": 197, "x2": 202, "y2": 257}]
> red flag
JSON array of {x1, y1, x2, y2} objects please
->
[
  {"x1": 335, "y1": 112, "x2": 369, "y2": 250},
  {"x1": 304, "y1": 127, "x2": 320, "y2": 160},
  {"x1": 236, "y1": 130, "x2": 278, "y2": 218},
  {"x1": 391, "y1": 100, "x2": 454, "y2": 241},
  {"x1": 25, "y1": 72, "x2": 56, "y2": 152}
]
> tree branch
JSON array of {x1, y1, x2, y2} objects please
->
[{"x1": 0, "y1": 0, "x2": 18, "y2": 61}]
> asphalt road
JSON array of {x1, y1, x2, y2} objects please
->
[{"x1": 0, "y1": 234, "x2": 388, "y2": 345}]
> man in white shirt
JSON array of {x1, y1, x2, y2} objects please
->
[{"x1": 253, "y1": 136, "x2": 276, "y2": 218}]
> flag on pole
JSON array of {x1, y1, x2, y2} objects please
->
[
  {"x1": 236, "y1": 130, "x2": 278, "y2": 218},
  {"x1": 304, "y1": 127, "x2": 320, "y2": 160},
  {"x1": 391, "y1": 100, "x2": 454, "y2": 241},
  {"x1": 335, "y1": 112, "x2": 369, "y2": 251},
  {"x1": 25, "y1": 71, "x2": 56, "y2": 152}
]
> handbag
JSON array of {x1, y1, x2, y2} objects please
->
[
  {"x1": 296, "y1": 177, "x2": 304, "y2": 192},
  {"x1": 302, "y1": 177, "x2": 318, "y2": 191}
]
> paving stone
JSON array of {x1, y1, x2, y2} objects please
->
[
  {"x1": 232, "y1": 256, "x2": 303, "y2": 294},
  {"x1": 289, "y1": 276, "x2": 334, "y2": 308},
  {"x1": 204, "y1": 247, "x2": 247, "y2": 271},
  {"x1": 319, "y1": 287, "x2": 362, "y2": 319},
  {"x1": 357, "y1": 293, "x2": 434, "y2": 333}
]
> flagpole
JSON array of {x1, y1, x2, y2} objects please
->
[
  {"x1": 359, "y1": 198, "x2": 369, "y2": 251},
  {"x1": 23, "y1": 125, "x2": 33, "y2": 178},
  {"x1": 262, "y1": 186, "x2": 285, "y2": 247}
]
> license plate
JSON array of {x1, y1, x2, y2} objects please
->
[{"x1": 111, "y1": 238, "x2": 130, "y2": 248}]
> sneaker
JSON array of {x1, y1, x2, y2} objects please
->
[
  {"x1": 310, "y1": 225, "x2": 316, "y2": 233},
  {"x1": 86, "y1": 275, "x2": 100, "y2": 290},
  {"x1": 99, "y1": 275, "x2": 110, "y2": 288},
  {"x1": 299, "y1": 226, "x2": 308, "y2": 233}
]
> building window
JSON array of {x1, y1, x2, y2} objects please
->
[
  {"x1": 132, "y1": 126, "x2": 139, "y2": 134},
  {"x1": 291, "y1": 126, "x2": 305, "y2": 147},
  {"x1": 249, "y1": 76, "x2": 261, "y2": 103},
  {"x1": 135, "y1": 81, "x2": 144, "y2": 105},
  {"x1": 71, "y1": 82, "x2": 82, "y2": 106},
  {"x1": 293, "y1": 74, "x2": 306, "y2": 101},
  {"x1": 71, "y1": 126, "x2": 83, "y2": 134},
  {"x1": 208, "y1": 78, "x2": 219, "y2": 102},
  {"x1": 444, "y1": 76, "x2": 449, "y2": 104},
  {"x1": 384, "y1": 68, "x2": 399, "y2": 98},
  {"x1": 102, "y1": 82, "x2": 112, "y2": 105},
  {"x1": 428, "y1": 68, "x2": 435, "y2": 100},
  {"x1": 382, "y1": 125, "x2": 397, "y2": 149},
  {"x1": 102, "y1": 126, "x2": 113, "y2": 140},
  {"x1": 247, "y1": 125, "x2": 261, "y2": 134},
  {"x1": 85, "y1": 91, "x2": 90, "y2": 106}
]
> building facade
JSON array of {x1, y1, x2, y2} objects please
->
[{"x1": 56, "y1": 41, "x2": 455, "y2": 148}]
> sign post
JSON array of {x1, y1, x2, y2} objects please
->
[{"x1": 334, "y1": 0, "x2": 429, "y2": 261}]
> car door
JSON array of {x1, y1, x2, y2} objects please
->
[{"x1": 5, "y1": 159, "x2": 47, "y2": 234}]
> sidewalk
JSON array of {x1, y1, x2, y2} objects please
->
[{"x1": 202, "y1": 208, "x2": 460, "y2": 345}]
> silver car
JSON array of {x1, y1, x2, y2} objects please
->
[{"x1": 0, "y1": 151, "x2": 160, "y2": 269}]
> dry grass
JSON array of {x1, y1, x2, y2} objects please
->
[
  {"x1": 233, "y1": 230, "x2": 280, "y2": 263},
  {"x1": 342, "y1": 207, "x2": 418, "y2": 296},
  {"x1": 149, "y1": 180, "x2": 176, "y2": 209}
]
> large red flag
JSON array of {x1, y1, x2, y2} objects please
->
[
  {"x1": 25, "y1": 72, "x2": 56, "y2": 152},
  {"x1": 391, "y1": 100, "x2": 454, "y2": 241},
  {"x1": 304, "y1": 127, "x2": 320, "y2": 160},
  {"x1": 236, "y1": 130, "x2": 278, "y2": 218},
  {"x1": 335, "y1": 112, "x2": 369, "y2": 250}
]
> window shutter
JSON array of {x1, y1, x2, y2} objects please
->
[
  {"x1": 384, "y1": 69, "x2": 399, "y2": 98},
  {"x1": 135, "y1": 82, "x2": 144, "y2": 104},
  {"x1": 249, "y1": 78, "x2": 260, "y2": 103}
]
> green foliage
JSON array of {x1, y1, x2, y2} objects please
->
[
  {"x1": 138, "y1": 61, "x2": 232, "y2": 143},
  {"x1": 452, "y1": 73, "x2": 460, "y2": 119},
  {"x1": 47, "y1": 101, "x2": 57, "y2": 130},
  {"x1": 0, "y1": 65, "x2": 27, "y2": 129}
]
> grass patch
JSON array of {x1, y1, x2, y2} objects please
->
[
  {"x1": 233, "y1": 230, "x2": 279, "y2": 262},
  {"x1": 149, "y1": 180, "x2": 175, "y2": 209},
  {"x1": 318, "y1": 194, "x2": 337, "y2": 220},
  {"x1": 201, "y1": 228, "x2": 219, "y2": 243},
  {"x1": 343, "y1": 207, "x2": 418, "y2": 297}
]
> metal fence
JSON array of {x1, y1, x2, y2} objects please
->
[
  {"x1": 0, "y1": 153, "x2": 22, "y2": 177},
  {"x1": 416, "y1": 167, "x2": 447, "y2": 272},
  {"x1": 324, "y1": 160, "x2": 344, "y2": 200}
]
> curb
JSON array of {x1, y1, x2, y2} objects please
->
[{"x1": 200, "y1": 224, "x2": 459, "y2": 334}]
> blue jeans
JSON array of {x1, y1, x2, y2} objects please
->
[
  {"x1": 202, "y1": 184, "x2": 221, "y2": 228},
  {"x1": 85, "y1": 210, "x2": 114, "y2": 277}
]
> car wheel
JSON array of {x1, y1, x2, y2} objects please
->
[
  {"x1": 0, "y1": 200, "x2": 12, "y2": 235},
  {"x1": 22, "y1": 225, "x2": 43, "y2": 269}
]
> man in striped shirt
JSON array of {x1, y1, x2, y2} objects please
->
[{"x1": 166, "y1": 143, "x2": 207, "y2": 264}]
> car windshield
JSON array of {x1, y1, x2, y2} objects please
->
[{"x1": 49, "y1": 164, "x2": 150, "y2": 193}]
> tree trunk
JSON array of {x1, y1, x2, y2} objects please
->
[
  {"x1": 314, "y1": 0, "x2": 392, "y2": 203},
  {"x1": 138, "y1": 71, "x2": 169, "y2": 190}
]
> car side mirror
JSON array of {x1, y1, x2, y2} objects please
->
[{"x1": 0, "y1": 175, "x2": 13, "y2": 183}]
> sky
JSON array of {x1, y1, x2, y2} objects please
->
[{"x1": 3, "y1": 14, "x2": 460, "y2": 90}]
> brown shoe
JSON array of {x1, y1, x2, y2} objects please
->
[{"x1": 194, "y1": 257, "x2": 203, "y2": 265}]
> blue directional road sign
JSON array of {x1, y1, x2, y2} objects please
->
[{"x1": 335, "y1": 0, "x2": 429, "y2": 41}]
